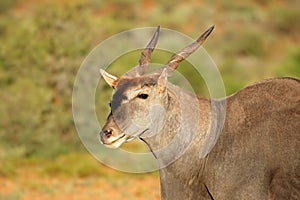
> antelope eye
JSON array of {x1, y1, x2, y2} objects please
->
[{"x1": 137, "y1": 93, "x2": 149, "y2": 99}]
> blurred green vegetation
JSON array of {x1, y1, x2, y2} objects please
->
[{"x1": 0, "y1": 0, "x2": 299, "y2": 177}]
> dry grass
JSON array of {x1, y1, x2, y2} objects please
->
[{"x1": 0, "y1": 153, "x2": 160, "y2": 200}]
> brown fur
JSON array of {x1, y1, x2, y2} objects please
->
[{"x1": 100, "y1": 26, "x2": 300, "y2": 199}]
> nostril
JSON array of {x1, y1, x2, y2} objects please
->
[{"x1": 104, "y1": 130, "x2": 112, "y2": 138}]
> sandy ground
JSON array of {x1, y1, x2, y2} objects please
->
[{"x1": 0, "y1": 171, "x2": 160, "y2": 200}]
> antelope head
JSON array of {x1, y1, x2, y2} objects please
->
[{"x1": 99, "y1": 26, "x2": 214, "y2": 148}]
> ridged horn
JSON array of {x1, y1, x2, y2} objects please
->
[
  {"x1": 126, "y1": 26, "x2": 160, "y2": 77},
  {"x1": 165, "y1": 25, "x2": 214, "y2": 72}
]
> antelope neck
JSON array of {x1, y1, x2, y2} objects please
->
[{"x1": 141, "y1": 83, "x2": 215, "y2": 164}]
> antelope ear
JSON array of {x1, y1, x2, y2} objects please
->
[
  {"x1": 157, "y1": 68, "x2": 168, "y2": 93},
  {"x1": 100, "y1": 69, "x2": 118, "y2": 88}
]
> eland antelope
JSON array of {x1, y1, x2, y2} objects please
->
[{"x1": 99, "y1": 26, "x2": 300, "y2": 199}]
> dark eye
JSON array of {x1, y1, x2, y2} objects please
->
[{"x1": 137, "y1": 93, "x2": 148, "y2": 99}]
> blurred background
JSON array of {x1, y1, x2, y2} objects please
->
[{"x1": 0, "y1": 0, "x2": 299, "y2": 199}]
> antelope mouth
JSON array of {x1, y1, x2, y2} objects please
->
[
  {"x1": 101, "y1": 129, "x2": 149, "y2": 149},
  {"x1": 102, "y1": 134, "x2": 134, "y2": 149}
]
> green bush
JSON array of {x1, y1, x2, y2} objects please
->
[
  {"x1": 0, "y1": 3, "x2": 92, "y2": 159},
  {"x1": 0, "y1": 0, "x2": 16, "y2": 13},
  {"x1": 0, "y1": 0, "x2": 299, "y2": 165},
  {"x1": 276, "y1": 45, "x2": 300, "y2": 77},
  {"x1": 268, "y1": 4, "x2": 300, "y2": 34}
]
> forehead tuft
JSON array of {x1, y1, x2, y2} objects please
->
[
  {"x1": 111, "y1": 76, "x2": 156, "y2": 110},
  {"x1": 115, "y1": 76, "x2": 157, "y2": 90}
]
